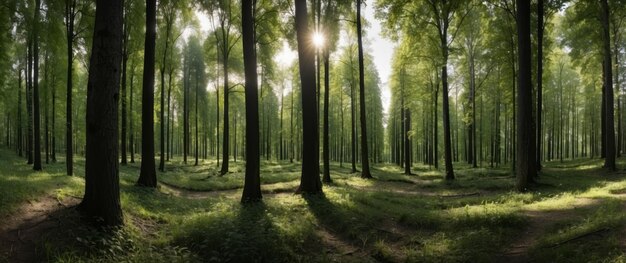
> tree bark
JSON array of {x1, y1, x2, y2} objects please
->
[
  {"x1": 323, "y1": 49, "x2": 331, "y2": 183},
  {"x1": 33, "y1": 0, "x2": 42, "y2": 171},
  {"x1": 137, "y1": 0, "x2": 158, "y2": 187},
  {"x1": 241, "y1": 0, "x2": 262, "y2": 202},
  {"x1": 601, "y1": 0, "x2": 616, "y2": 170},
  {"x1": 77, "y1": 0, "x2": 124, "y2": 226},
  {"x1": 356, "y1": 0, "x2": 372, "y2": 179},
  {"x1": 295, "y1": 0, "x2": 322, "y2": 194},
  {"x1": 536, "y1": 0, "x2": 544, "y2": 171},
  {"x1": 516, "y1": 0, "x2": 533, "y2": 191},
  {"x1": 65, "y1": 0, "x2": 75, "y2": 176}
]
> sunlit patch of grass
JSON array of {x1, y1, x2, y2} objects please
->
[
  {"x1": 5, "y1": 149, "x2": 626, "y2": 262},
  {"x1": 530, "y1": 199, "x2": 626, "y2": 262},
  {"x1": 0, "y1": 150, "x2": 84, "y2": 216}
]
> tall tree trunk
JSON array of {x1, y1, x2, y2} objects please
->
[
  {"x1": 295, "y1": 0, "x2": 322, "y2": 194},
  {"x1": 241, "y1": 0, "x2": 261, "y2": 201},
  {"x1": 18, "y1": 68, "x2": 23, "y2": 157},
  {"x1": 27, "y1": 41, "x2": 33, "y2": 165},
  {"x1": 356, "y1": 0, "x2": 372, "y2": 179},
  {"x1": 65, "y1": 0, "x2": 75, "y2": 176},
  {"x1": 183, "y1": 51, "x2": 189, "y2": 164},
  {"x1": 220, "y1": 41, "x2": 230, "y2": 175},
  {"x1": 77, "y1": 0, "x2": 124, "y2": 226},
  {"x1": 33, "y1": 0, "x2": 42, "y2": 171},
  {"x1": 350, "y1": 76, "x2": 357, "y2": 173},
  {"x1": 405, "y1": 108, "x2": 412, "y2": 175},
  {"x1": 167, "y1": 68, "x2": 173, "y2": 161},
  {"x1": 137, "y1": 0, "x2": 158, "y2": 187},
  {"x1": 516, "y1": 0, "x2": 533, "y2": 191},
  {"x1": 536, "y1": 0, "x2": 544, "y2": 171},
  {"x1": 129, "y1": 62, "x2": 135, "y2": 163},
  {"x1": 290, "y1": 82, "x2": 294, "y2": 163},
  {"x1": 195, "y1": 71, "x2": 199, "y2": 166},
  {"x1": 159, "y1": 21, "x2": 171, "y2": 172},
  {"x1": 601, "y1": 0, "x2": 616, "y2": 170},
  {"x1": 322, "y1": 49, "x2": 331, "y2": 183},
  {"x1": 120, "y1": 12, "x2": 128, "y2": 166}
]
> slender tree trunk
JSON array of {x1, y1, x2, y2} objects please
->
[
  {"x1": 129, "y1": 63, "x2": 135, "y2": 163},
  {"x1": 18, "y1": 68, "x2": 22, "y2": 157},
  {"x1": 78, "y1": 0, "x2": 124, "y2": 226},
  {"x1": 356, "y1": 0, "x2": 372, "y2": 179},
  {"x1": 195, "y1": 72, "x2": 199, "y2": 166},
  {"x1": 159, "y1": 22, "x2": 171, "y2": 172},
  {"x1": 167, "y1": 69, "x2": 173, "y2": 161},
  {"x1": 516, "y1": 0, "x2": 533, "y2": 191},
  {"x1": 322, "y1": 49, "x2": 331, "y2": 183},
  {"x1": 536, "y1": 0, "x2": 544, "y2": 171},
  {"x1": 220, "y1": 43, "x2": 230, "y2": 175},
  {"x1": 65, "y1": 0, "x2": 75, "y2": 176},
  {"x1": 120, "y1": 15, "x2": 128, "y2": 165},
  {"x1": 27, "y1": 41, "x2": 33, "y2": 165},
  {"x1": 137, "y1": 0, "x2": 158, "y2": 187},
  {"x1": 290, "y1": 83, "x2": 294, "y2": 163},
  {"x1": 33, "y1": 0, "x2": 42, "y2": 171},
  {"x1": 405, "y1": 108, "x2": 412, "y2": 175}
]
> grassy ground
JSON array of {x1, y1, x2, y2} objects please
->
[{"x1": 2, "y1": 149, "x2": 626, "y2": 262}]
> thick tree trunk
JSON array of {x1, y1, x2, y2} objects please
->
[
  {"x1": 601, "y1": 0, "x2": 616, "y2": 170},
  {"x1": 295, "y1": 0, "x2": 322, "y2": 194},
  {"x1": 241, "y1": 0, "x2": 262, "y2": 201},
  {"x1": 137, "y1": 0, "x2": 158, "y2": 187},
  {"x1": 77, "y1": 0, "x2": 124, "y2": 226}
]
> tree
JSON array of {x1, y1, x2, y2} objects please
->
[
  {"x1": 356, "y1": 0, "x2": 372, "y2": 179},
  {"x1": 601, "y1": 0, "x2": 616, "y2": 170},
  {"x1": 516, "y1": 0, "x2": 533, "y2": 191},
  {"x1": 241, "y1": 0, "x2": 262, "y2": 202},
  {"x1": 64, "y1": 0, "x2": 79, "y2": 176},
  {"x1": 295, "y1": 0, "x2": 322, "y2": 194},
  {"x1": 32, "y1": 0, "x2": 42, "y2": 171},
  {"x1": 77, "y1": 0, "x2": 124, "y2": 226},
  {"x1": 136, "y1": 0, "x2": 157, "y2": 187},
  {"x1": 204, "y1": 0, "x2": 240, "y2": 176}
]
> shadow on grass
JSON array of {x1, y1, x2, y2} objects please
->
[{"x1": 172, "y1": 201, "x2": 308, "y2": 263}]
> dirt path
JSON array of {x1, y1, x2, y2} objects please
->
[
  {"x1": 0, "y1": 195, "x2": 81, "y2": 262},
  {"x1": 498, "y1": 197, "x2": 602, "y2": 263}
]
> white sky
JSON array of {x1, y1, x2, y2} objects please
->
[{"x1": 193, "y1": 4, "x2": 395, "y2": 116}]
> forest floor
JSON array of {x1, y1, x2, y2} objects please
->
[{"x1": 2, "y1": 150, "x2": 626, "y2": 262}]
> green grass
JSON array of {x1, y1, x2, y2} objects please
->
[{"x1": 3, "y1": 149, "x2": 626, "y2": 262}]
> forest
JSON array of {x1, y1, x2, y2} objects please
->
[{"x1": 1, "y1": 0, "x2": 626, "y2": 262}]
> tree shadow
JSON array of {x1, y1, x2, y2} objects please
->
[{"x1": 172, "y1": 201, "x2": 304, "y2": 262}]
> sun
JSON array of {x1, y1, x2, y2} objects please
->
[{"x1": 313, "y1": 32, "x2": 325, "y2": 48}]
